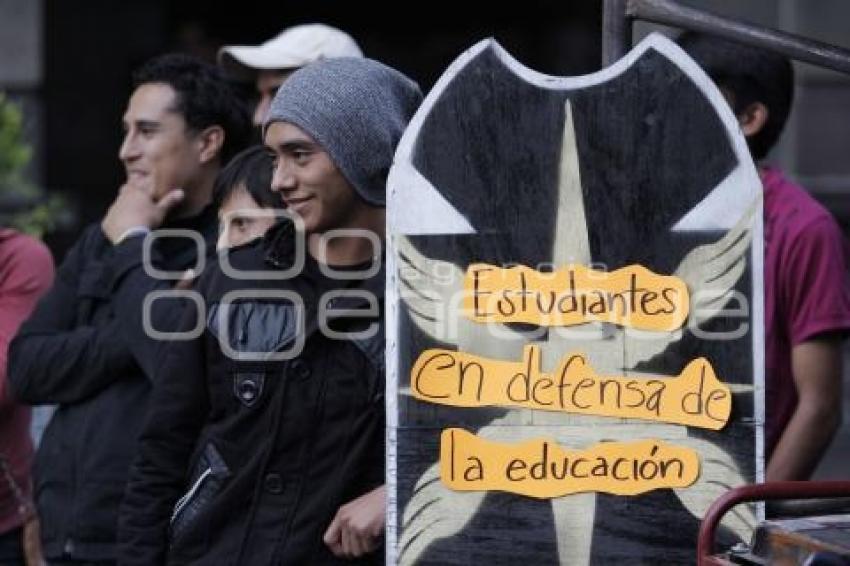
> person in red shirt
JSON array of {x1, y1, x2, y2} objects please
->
[
  {"x1": 0, "y1": 228, "x2": 53, "y2": 564},
  {"x1": 680, "y1": 32, "x2": 850, "y2": 481}
]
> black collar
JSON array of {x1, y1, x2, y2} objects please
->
[{"x1": 261, "y1": 219, "x2": 385, "y2": 299}]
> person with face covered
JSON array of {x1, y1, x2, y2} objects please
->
[{"x1": 212, "y1": 145, "x2": 279, "y2": 252}]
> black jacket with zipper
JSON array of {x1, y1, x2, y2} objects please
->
[
  {"x1": 118, "y1": 220, "x2": 385, "y2": 565},
  {"x1": 9, "y1": 208, "x2": 217, "y2": 561}
]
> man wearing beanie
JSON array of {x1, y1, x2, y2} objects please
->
[
  {"x1": 118, "y1": 57, "x2": 422, "y2": 565},
  {"x1": 219, "y1": 23, "x2": 364, "y2": 127}
]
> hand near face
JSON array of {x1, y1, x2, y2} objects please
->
[
  {"x1": 323, "y1": 484, "x2": 386, "y2": 559},
  {"x1": 101, "y1": 183, "x2": 184, "y2": 244}
]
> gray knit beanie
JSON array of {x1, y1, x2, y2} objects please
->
[{"x1": 265, "y1": 57, "x2": 422, "y2": 206}]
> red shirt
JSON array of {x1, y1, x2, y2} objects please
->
[
  {"x1": 762, "y1": 167, "x2": 850, "y2": 457},
  {"x1": 0, "y1": 229, "x2": 53, "y2": 534}
]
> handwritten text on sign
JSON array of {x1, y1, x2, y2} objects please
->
[
  {"x1": 441, "y1": 428, "x2": 700, "y2": 498},
  {"x1": 463, "y1": 263, "x2": 689, "y2": 331},
  {"x1": 412, "y1": 345, "x2": 731, "y2": 430}
]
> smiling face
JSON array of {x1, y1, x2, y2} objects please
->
[
  {"x1": 119, "y1": 83, "x2": 205, "y2": 200},
  {"x1": 264, "y1": 121, "x2": 368, "y2": 235}
]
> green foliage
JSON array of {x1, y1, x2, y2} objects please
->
[
  {"x1": 8, "y1": 193, "x2": 66, "y2": 239},
  {"x1": 0, "y1": 92, "x2": 66, "y2": 238},
  {"x1": 0, "y1": 93, "x2": 32, "y2": 180}
]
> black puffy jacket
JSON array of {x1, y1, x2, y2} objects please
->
[{"x1": 118, "y1": 221, "x2": 385, "y2": 565}]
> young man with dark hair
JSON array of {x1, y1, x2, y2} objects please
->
[
  {"x1": 131, "y1": 54, "x2": 251, "y2": 167},
  {"x1": 9, "y1": 53, "x2": 250, "y2": 564},
  {"x1": 679, "y1": 32, "x2": 850, "y2": 481},
  {"x1": 119, "y1": 57, "x2": 422, "y2": 565}
]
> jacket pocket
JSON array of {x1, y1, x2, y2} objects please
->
[{"x1": 169, "y1": 442, "x2": 231, "y2": 544}]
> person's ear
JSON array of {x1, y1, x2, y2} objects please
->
[
  {"x1": 737, "y1": 102, "x2": 769, "y2": 138},
  {"x1": 197, "y1": 125, "x2": 225, "y2": 164}
]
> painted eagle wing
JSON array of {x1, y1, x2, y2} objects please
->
[{"x1": 624, "y1": 196, "x2": 759, "y2": 369}]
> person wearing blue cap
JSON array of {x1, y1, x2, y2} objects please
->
[{"x1": 118, "y1": 57, "x2": 422, "y2": 565}]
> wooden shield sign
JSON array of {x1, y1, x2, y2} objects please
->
[{"x1": 387, "y1": 33, "x2": 764, "y2": 565}]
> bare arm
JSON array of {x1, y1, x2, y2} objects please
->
[{"x1": 766, "y1": 336, "x2": 843, "y2": 481}]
